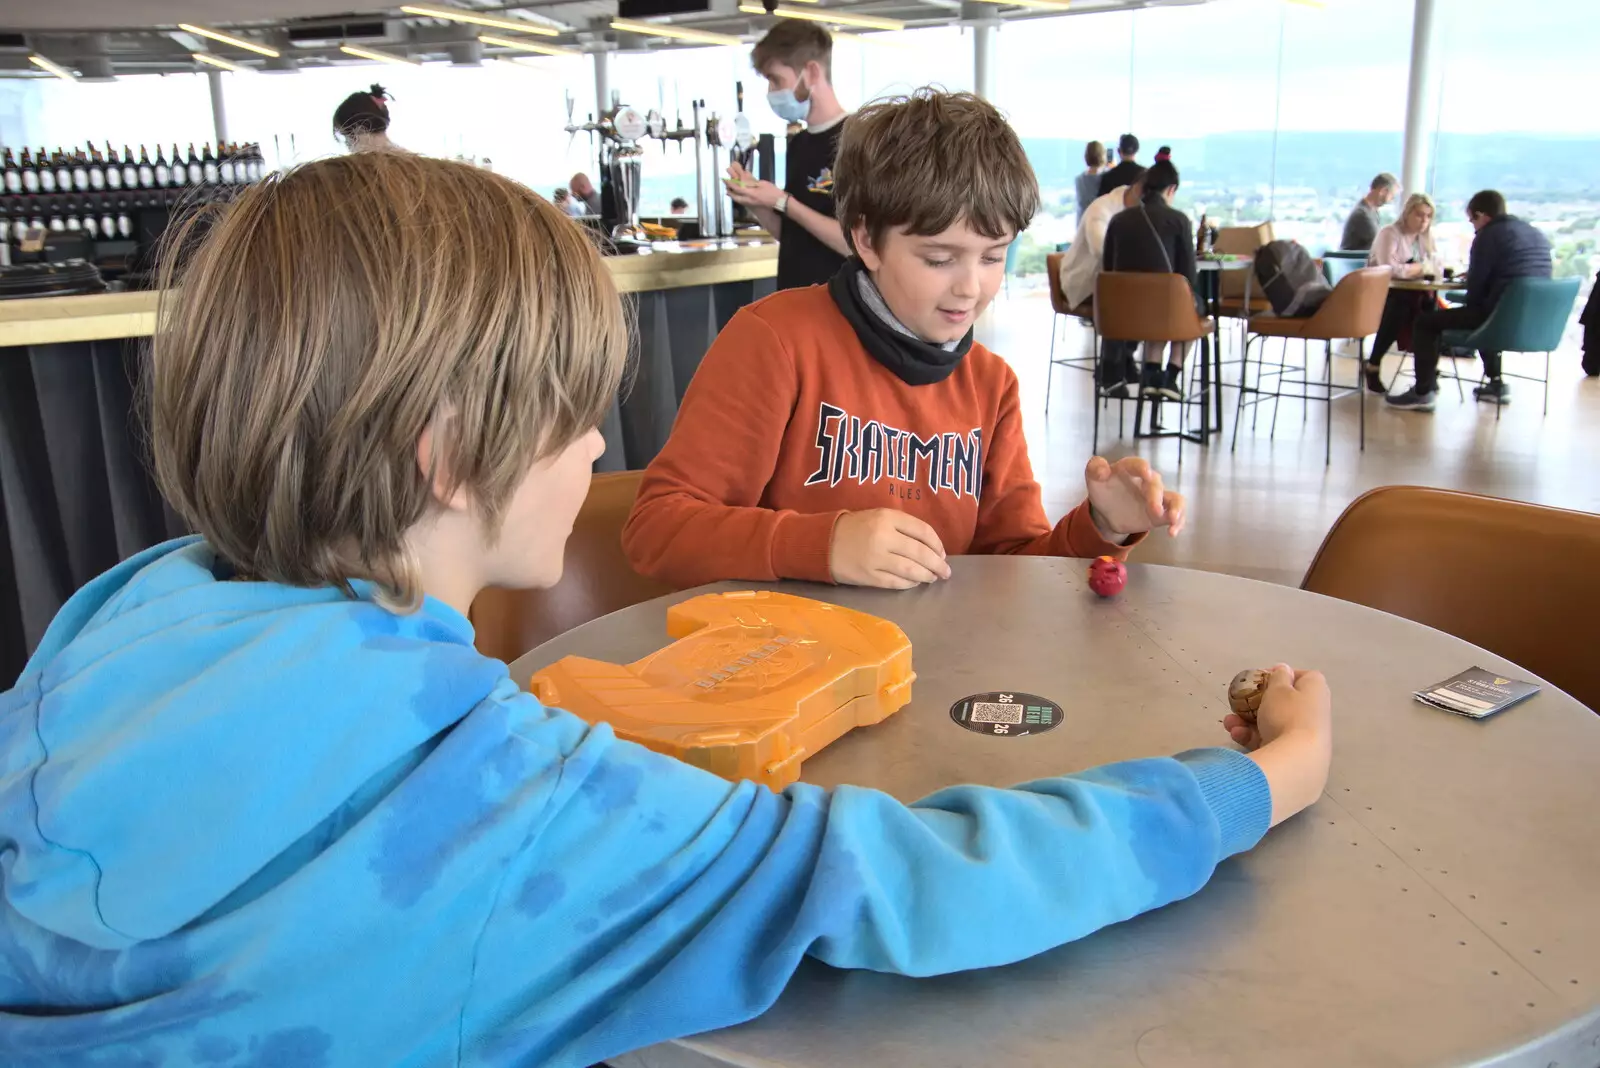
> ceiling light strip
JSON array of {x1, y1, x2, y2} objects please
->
[
  {"x1": 29, "y1": 54, "x2": 78, "y2": 80},
  {"x1": 177, "y1": 23, "x2": 281, "y2": 58},
  {"x1": 737, "y1": 5, "x2": 906, "y2": 31},
  {"x1": 193, "y1": 52, "x2": 246, "y2": 72},
  {"x1": 610, "y1": 18, "x2": 744, "y2": 46},
  {"x1": 400, "y1": 5, "x2": 560, "y2": 36},
  {"x1": 479, "y1": 34, "x2": 578, "y2": 56},
  {"x1": 965, "y1": 0, "x2": 1071, "y2": 10},
  {"x1": 339, "y1": 44, "x2": 421, "y2": 65}
]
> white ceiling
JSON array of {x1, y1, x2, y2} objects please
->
[{"x1": 3, "y1": 1, "x2": 393, "y2": 32}]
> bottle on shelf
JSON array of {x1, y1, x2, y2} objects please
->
[
  {"x1": 3, "y1": 148, "x2": 20, "y2": 195},
  {"x1": 218, "y1": 144, "x2": 234, "y2": 185},
  {"x1": 154, "y1": 145, "x2": 170, "y2": 187},
  {"x1": 104, "y1": 144, "x2": 122, "y2": 190},
  {"x1": 12, "y1": 205, "x2": 28, "y2": 244},
  {"x1": 138, "y1": 146, "x2": 155, "y2": 189},
  {"x1": 100, "y1": 199, "x2": 117, "y2": 241},
  {"x1": 124, "y1": 145, "x2": 141, "y2": 189},
  {"x1": 64, "y1": 198, "x2": 83, "y2": 231},
  {"x1": 186, "y1": 143, "x2": 202, "y2": 185},
  {"x1": 72, "y1": 148, "x2": 90, "y2": 191},
  {"x1": 116, "y1": 199, "x2": 132, "y2": 239},
  {"x1": 89, "y1": 145, "x2": 107, "y2": 191},
  {"x1": 55, "y1": 149, "x2": 73, "y2": 194},
  {"x1": 83, "y1": 200, "x2": 99, "y2": 239},
  {"x1": 21, "y1": 148, "x2": 40, "y2": 193},
  {"x1": 202, "y1": 143, "x2": 219, "y2": 184},
  {"x1": 38, "y1": 149, "x2": 57, "y2": 194}
]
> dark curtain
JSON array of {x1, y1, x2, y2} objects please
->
[{"x1": 1, "y1": 276, "x2": 774, "y2": 682}]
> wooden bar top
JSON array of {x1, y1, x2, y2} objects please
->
[{"x1": 0, "y1": 239, "x2": 779, "y2": 348}]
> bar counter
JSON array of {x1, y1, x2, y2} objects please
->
[
  {"x1": 0, "y1": 239, "x2": 779, "y2": 347},
  {"x1": 0, "y1": 240, "x2": 777, "y2": 681}
]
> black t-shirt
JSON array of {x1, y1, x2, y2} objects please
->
[
  {"x1": 777, "y1": 121, "x2": 847, "y2": 290},
  {"x1": 1098, "y1": 159, "x2": 1144, "y2": 198}
]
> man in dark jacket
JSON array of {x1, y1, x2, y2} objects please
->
[
  {"x1": 1387, "y1": 190, "x2": 1552, "y2": 411},
  {"x1": 1102, "y1": 159, "x2": 1199, "y2": 400},
  {"x1": 1098, "y1": 133, "x2": 1144, "y2": 198}
]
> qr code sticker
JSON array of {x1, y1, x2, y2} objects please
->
[{"x1": 971, "y1": 701, "x2": 1024, "y2": 724}]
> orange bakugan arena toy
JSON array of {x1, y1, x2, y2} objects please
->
[{"x1": 529, "y1": 591, "x2": 913, "y2": 790}]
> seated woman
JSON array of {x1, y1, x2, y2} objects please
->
[
  {"x1": 1101, "y1": 159, "x2": 1201, "y2": 400},
  {"x1": 1364, "y1": 192, "x2": 1440, "y2": 393}
]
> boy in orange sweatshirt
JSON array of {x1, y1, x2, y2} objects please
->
[{"x1": 625, "y1": 90, "x2": 1186, "y2": 590}]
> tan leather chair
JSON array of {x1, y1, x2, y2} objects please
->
[
  {"x1": 1045, "y1": 252, "x2": 1096, "y2": 412},
  {"x1": 1093, "y1": 271, "x2": 1215, "y2": 454},
  {"x1": 468, "y1": 470, "x2": 674, "y2": 664},
  {"x1": 1233, "y1": 266, "x2": 1390, "y2": 463},
  {"x1": 1213, "y1": 223, "x2": 1274, "y2": 317},
  {"x1": 1095, "y1": 271, "x2": 1213, "y2": 344},
  {"x1": 1303, "y1": 486, "x2": 1600, "y2": 714}
]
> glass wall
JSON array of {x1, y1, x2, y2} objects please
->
[
  {"x1": 0, "y1": 73, "x2": 214, "y2": 162},
  {"x1": 1429, "y1": 0, "x2": 1600, "y2": 299},
  {"x1": 993, "y1": 0, "x2": 1413, "y2": 270}
]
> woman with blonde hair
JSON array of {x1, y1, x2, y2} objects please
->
[{"x1": 1364, "y1": 192, "x2": 1441, "y2": 394}]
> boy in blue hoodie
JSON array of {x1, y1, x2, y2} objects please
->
[{"x1": 0, "y1": 151, "x2": 1332, "y2": 1067}]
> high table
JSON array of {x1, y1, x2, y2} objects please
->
[
  {"x1": 509, "y1": 558, "x2": 1600, "y2": 1068},
  {"x1": 0, "y1": 240, "x2": 776, "y2": 682}
]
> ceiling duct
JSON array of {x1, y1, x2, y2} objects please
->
[
  {"x1": 285, "y1": 19, "x2": 396, "y2": 49},
  {"x1": 447, "y1": 40, "x2": 482, "y2": 65}
]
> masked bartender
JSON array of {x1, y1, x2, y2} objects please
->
[{"x1": 724, "y1": 20, "x2": 852, "y2": 290}]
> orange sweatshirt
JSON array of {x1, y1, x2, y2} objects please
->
[{"x1": 623, "y1": 285, "x2": 1138, "y2": 587}]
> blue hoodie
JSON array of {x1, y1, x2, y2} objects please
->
[{"x1": 1, "y1": 538, "x2": 1270, "y2": 1067}]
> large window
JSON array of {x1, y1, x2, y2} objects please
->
[
  {"x1": 1429, "y1": 0, "x2": 1600, "y2": 300},
  {"x1": 994, "y1": 0, "x2": 1412, "y2": 263},
  {"x1": 1, "y1": 74, "x2": 214, "y2": 162}
]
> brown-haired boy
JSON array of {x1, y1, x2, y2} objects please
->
[
  {"x1": 625, "y1": 90, "x2": 1187, "y2": 590},
  {"x1": 726, "y1": 19, "x2": 851, "y2": 289}
]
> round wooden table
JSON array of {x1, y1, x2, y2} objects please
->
[{"x1": 508, "y1": 558, "x2": 1600, "y2": 1068}]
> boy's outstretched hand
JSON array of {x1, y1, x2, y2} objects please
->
[
  {"x1": 1222, "y1": 663, "x2": 1333, "y2": 828},
  {"x1": 830, "y1": 509, "x2": 952, "y2": 589},
  {"x1": 1084, "y1": 456, "x2": 1187, "y2": 540}
]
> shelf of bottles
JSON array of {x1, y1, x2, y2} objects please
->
[{"x1": 1, "y1": 141, "x2": 267, "y2": 249}]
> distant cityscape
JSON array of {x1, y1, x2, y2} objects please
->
[{"x1": 1017, "y1": 131, "x2": 1600, "y2": 286}]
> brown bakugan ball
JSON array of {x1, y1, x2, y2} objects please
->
[{"x1": 1228, "y1": 669, "x2": 1270, "y2": 724}]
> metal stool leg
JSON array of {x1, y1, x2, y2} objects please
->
[
  {"x1": 1045, "y1": 314, "x2": 1059, "y2": 414},
  {"x1": 1231, "y1": 333, "x2": 1253, "y2": 452},
  {"x1": 1358, "y1": 338, "x2": 1367, "y2": 452},
  {"x1": 1323, "y1": 340, "x2": 1333, "y2": 466}
]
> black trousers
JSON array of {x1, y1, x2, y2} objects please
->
[
  {"x1": 1411, "y1": 304, "x2": 1496, "y2": 393},
  {"x1": 1099, "y1": 339, "x2": 1139, "y2": 387},
  {"x1": 1369, "y1": 290, "x2": 1430, "y2": 366}
]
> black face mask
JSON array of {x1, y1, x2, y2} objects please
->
[{"x1": 828, "y1": 258, "x2": 972, "y2": 387}]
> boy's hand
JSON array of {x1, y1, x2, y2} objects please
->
[
  {"x1": 725, "y1": 161, "x2": 782, "y2": 210},
  {"x1": 1223, "y1": 663, "x2": 1334, "y2": 827},
  {"x1": 830, "y1": 509, "x2": 952, "y2": 589},
  {"x1": 1084, "y1": 456, "x2": 1186, "y2": 539}
]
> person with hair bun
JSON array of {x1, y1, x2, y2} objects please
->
[{"x1": 332, "y1": 83, "x2": 396, "y2": 153}]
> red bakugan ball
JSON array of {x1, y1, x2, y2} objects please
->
[{"x1": 1087, "y1": 555, "x2": 1127, "y2": 598}]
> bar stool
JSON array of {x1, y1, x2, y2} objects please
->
[
  {"x1": 1044, "y1": 252, "x2": 1096, "y2": 414},
  {"x1": 1093, "y1": 271, "x2": 1218, "y2": 463},
  {"x1": 1232, "y1": 266, "x2": 1390, "y2": 465}
]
